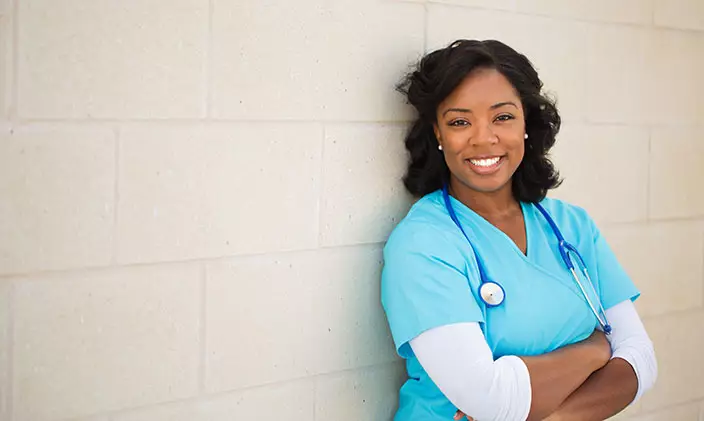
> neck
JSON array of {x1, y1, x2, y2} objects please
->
[{"x1": 449, "y1": 176, "x2": 520, "y2": 219}]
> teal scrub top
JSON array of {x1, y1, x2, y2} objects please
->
[{"x1": 381, "y1": 190, "x2": 640, "y2": 421}]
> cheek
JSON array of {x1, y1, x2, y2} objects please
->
[
  {"x1": 439, "y1": 131, "x2": 467, "y2": 152},
  {"x1": 504, "y1": 135, "x2": 526, "y2": 166},
  {"x1": 503, "y1": 131, "x2": 525, "y2": 153},
  {"x1": 512, "y1": 142, "x2": 526, "y2": 162},
  {"x1": 513, "y1": 138, "x2": 526, "y2": 154}
]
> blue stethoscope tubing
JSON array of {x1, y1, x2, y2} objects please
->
[{"x1": 441, "y1": 184, "x2": 612, "y2": 335}]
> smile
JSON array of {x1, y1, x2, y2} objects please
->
[
  {"x1": 465, "y1": 155, "x2": 505, "y2": 175},
  {"x1": 469, "y1": 157, "x2": 501, "y2": 167}
]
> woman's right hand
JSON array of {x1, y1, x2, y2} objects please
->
[{"x1": 583, "y1": 329, "x2": 611, "y2": 369}]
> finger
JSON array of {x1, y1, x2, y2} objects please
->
[{"x1": 453, "y1": 411, "x2": 463, "y2": 420}]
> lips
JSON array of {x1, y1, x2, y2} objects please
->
[{"x1": 465, "y1": 155, "x2": 505, "y2": 175}]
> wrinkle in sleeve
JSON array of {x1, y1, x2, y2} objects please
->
[{"x1": 381, "y1": 223, "x2": 484, "y2": 358}]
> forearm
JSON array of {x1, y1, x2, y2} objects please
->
[
  {"x1": 544, "y1": 357, "x2": 637, "y2": 421},
  {"x1": 546, "y1": 301, "x2": 656, "y2": 421},
  {"x1": 412, "y1": 325, "x2": 607, "y2": 421},
  {"x1": 521, "y1": 336, "x2": 607, "y2": 421}
]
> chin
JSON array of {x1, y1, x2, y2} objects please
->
[
  {"x1": 450, "y1": 164, "x2": 515, "y2": 195},
  {"x1": 469, "y1": 183, "x2": 508, "y2": 194},
  {"x1": 462, "y1": 175, "x2": 511, "y2": 194}
]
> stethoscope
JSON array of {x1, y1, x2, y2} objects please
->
[{"x1": 442, "y1": 184, "x2": 612, "y2": 334}]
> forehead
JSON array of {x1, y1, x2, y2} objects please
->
[{"x1": 440, "y1": 67, "x2": 521, "y2": 109}]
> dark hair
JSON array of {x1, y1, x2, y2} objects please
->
[{"x1": 397, "y1": 39, "x2": 562, "y2": 203}]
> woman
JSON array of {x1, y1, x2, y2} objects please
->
[{"x1": 381, "y1": 40, "x2": 657, "y2": 421}]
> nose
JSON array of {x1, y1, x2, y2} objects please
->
[{"x1": 471, "y1": 122, "x2": 499, "y2": 146}]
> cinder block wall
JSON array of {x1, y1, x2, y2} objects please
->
[{"x1": 1, "y1": 1, "x2": 703, "y2": 420}]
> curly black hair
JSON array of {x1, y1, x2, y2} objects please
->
[{"x1": 397, "y1": 39, "x2": 562, "y2": 203}]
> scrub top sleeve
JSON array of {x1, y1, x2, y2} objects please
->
[
  {"x1": 381, "y1": 222, "x2": 484, "y2": 358},
  {"x1": 590, "y1": 219, "x2": 641, "y2": 310}
]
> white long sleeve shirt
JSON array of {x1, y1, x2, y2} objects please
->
[{"x1": 409, "y1": 300, "x2": 657, "y2": 421}]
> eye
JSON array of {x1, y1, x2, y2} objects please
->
[
  {"x1": 495, "y1": 114, "x2": 515, "y2": 122},
  {"x1": 449, "y1": 119, "x2": 470, "y2": 127}
]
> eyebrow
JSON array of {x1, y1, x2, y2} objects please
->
[{"x1": 442, "y1": 101, "x2": 519, "y2": 117}]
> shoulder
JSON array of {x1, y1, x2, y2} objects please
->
[
  {"x1": 534, "y1": 196, "x2": 598, "y2": 235},
  {"x1": 383, "y1": 190, "x2": 466, "y2": 261}
]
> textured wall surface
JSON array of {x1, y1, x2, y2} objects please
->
[{"x1": 1, "y1": 0, "x2": 703, "y2": 420}]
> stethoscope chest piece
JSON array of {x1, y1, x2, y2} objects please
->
[{"x1": 479, "y1": 281, "x2": 505, "y2": 307}]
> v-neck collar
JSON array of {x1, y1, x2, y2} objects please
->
[
  {"x1": 438, "y1": 192, "x2": 590, "y2": 303},
  {"x1": 445, "y1": 193, "x2": 534, "y2": 261}
]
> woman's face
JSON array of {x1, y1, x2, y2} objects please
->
[{"x1": 433, "y1": 67, "x2": 526, "y2": 196}]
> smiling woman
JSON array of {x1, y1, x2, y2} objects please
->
[{"x1": 381, "y1": 40, "x2": 657, "y2": 421}]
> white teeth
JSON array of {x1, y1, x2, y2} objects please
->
[{"x1": 469, "y1": 157, "x2": 501, "y2": 167}]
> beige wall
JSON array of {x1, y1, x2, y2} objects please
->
[{"x1": 0, "y1": 0, "x2": 703, "y2": 420}]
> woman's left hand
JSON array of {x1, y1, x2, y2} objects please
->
[{"x1": 453, "y1": 410, "x2": 475, "y2": 420}]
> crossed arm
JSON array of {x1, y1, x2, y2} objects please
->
[
  {"x1": 542, "y1": 301, "x2": 657, "y2": 421},
  {"x1": 410, "y1": 300, "x2": 657, "y2": 421},
  {"x1": 541, "y1": 358, "x2": 637, "y2": 421}
]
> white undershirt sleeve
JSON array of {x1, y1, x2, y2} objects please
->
[
  {"x1": 604, "y1": 300, "x2": 658, "y2": 403},
  {"x1": 410, "y1": 322, "x2": 532, "y2": 421},
  {"x1": 409, "y1": 301, "x2": 656, "y2": 419}
]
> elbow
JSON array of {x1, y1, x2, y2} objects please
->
[
  {"x1": 452, "y1": 391, "x2": 514, "y2": 421},
  {"x1": 640, "y1": 338, "x2": 658, "y2": 393},
  {"x1": 446, "y1": 364, "x2": 499, "y2": 418},
  {"x1": 450, "y1": 356, "x2": 532, "y2": 421},
  {"x1": 614, "y1": 338, "x2": 658, "y2": 401},
  {"x1": 633, "y1": 337, "x2": 658, "y2": 396}
]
